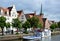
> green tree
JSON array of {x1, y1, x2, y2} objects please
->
[
  {"x1": 27, "y1": 16, "x2": 39, "y2": 28},
  {"x1": 6, "y1": 22, "x2": 10, "y2": 28},
  {"x1": 22, "y1": 21, "x2": 31, "y2": 34},
  {"x1": 58, "y1": 22, "x2": 60, "y2": 28},
  {"x1": 37, "y1": 22, "x2": 43, "y2": 28},
  {"x1": 12, "y1": 18, "x2": 22, "y2": 33},
  {"x1": 0, "y1": 16, "x2": 6, "y2": 35},
  {"x1": 50, "y1": 23, "x2": 58, "y2": 31}
]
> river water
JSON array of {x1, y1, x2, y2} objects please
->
[{"x1": 6, "y1": 35, "x2": 60, "y2": 41}]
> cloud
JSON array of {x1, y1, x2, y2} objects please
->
[{"x1": 0, "y1": 0, "x2": 60, "y2": 22}]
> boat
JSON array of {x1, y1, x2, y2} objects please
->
[
  {"x1": 23, "y1": 32, "x2": 42, "y2": 40},
  {"x1": 23, "y1": 35, "x2": 41, "y2": 40},
  {"x1": 23, "y1": 29, "x2": 51, "y2": 40}
]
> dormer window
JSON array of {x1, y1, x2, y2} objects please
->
[
  {"x1": 22, "y1": 15, "x2": 24, "y2": 17},
  {"x1": 7, "y1": 18, "x2": 9, "y2": 20},
  {"x1": 12, "y1": 12, "x2": 15, "y2": 16},
  {"x1": 21, "y1": 15, "x2": 24, "y2": 19},
  {"x1": 12, "y1": 15, "x2": 13, "y2": 16},
  {"x1": 21, "y1": 17, "x2": 24, "y2": 19},
  {"x1": 15, "y1": 15, "x2": 16, "y2": 17}
]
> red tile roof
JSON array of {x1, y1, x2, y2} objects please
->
[
  {"x1": 25, "y1": 12, "x2": 36, "y2": 18},
  {"x1": 0, "y1": 7, "x2": 9, "y2": 16}
]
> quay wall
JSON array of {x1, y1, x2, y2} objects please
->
[
  {"x1": 0, "y1": 31, "x2": 60, "y2": 41},
  {"x1": 0, "y1": 33, "x2": 33, "y2": 41},
  {"x1": 51, "y1": 31, "x2": 60, "y2": 35}
]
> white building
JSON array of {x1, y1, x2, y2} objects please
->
[
  {"x1": 0, "y1": 5, "x2": 27, "y2": 32},
  {"x1": 17, "y1": 10, "x2": 26, "y2": 24}
]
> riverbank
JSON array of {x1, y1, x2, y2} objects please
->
[
  {"x1": 0, "y1": 33, "x2": 33, "y2": 41},
  {"x1": 51, "y1": 31, "x2": 60, "y2": 35},
  {"x1": 0, "y1": 31, "x2": 60, "y2": 41}
]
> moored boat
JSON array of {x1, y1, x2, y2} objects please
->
[
  {"x1": 23, "y1": 35, "x2": 41, "y2": 40},
  {"x1": 23, "y1": 29, "x2": 51, "y2": 40}
]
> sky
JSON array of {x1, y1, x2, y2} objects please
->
[{"x1": 0, "y1": 0, "x2": 60, "y2": 22}]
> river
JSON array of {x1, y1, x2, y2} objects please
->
[{"x1": 5, "y1": 35, "x2": 60, "y2": 41}]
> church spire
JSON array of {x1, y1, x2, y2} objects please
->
[
  {"x1": 40, "y1": 4, "x2": 44, "y2": 18},
  {"x1": 40, "y1": 4, "x2": 43, "y2": 15},
  {"x1": 41, "y1": 4, "x2": 42, "y2": 13}
]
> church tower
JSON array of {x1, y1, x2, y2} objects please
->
[{"x1": 40, "y1": 4, "x2": 44, "y2": 18}]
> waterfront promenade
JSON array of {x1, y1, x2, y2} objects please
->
[
  {"x1": 0, "y1": 31, "x2": 60, "y2": 41},
  {"x1": 51, "y1": 31, "x2": 60, "y2": 35},
  {"x1": 0, "y1": 33, "x2": 33, "y2": 41}
]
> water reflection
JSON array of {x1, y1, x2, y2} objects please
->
[
  {"x1": 42, "y1": 37, "x2": 51, "y2": 41},
  {"x1": 4, "y1": 35, "x2": 60, "y2": 41}
]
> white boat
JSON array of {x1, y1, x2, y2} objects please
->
[
  {"x1": 42, "y1": 29, "x2": 51, "y2": 37},
  {"x1": 23, "y1": 36, "x2": 41, "y2": 40},
  {"x1": 23, "y1": 29, "x2": 51, "y2": 40}
]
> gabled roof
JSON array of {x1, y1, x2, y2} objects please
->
[
  {"x1": 42, "y1": 18, "x2": 47, "y2": 23},
  {"x1": 25, "y1": 12, "x2": 36, "y2": 19},
  {"x1": 17, "y1": 10, "x2": 23, "y2": 14},
  {"x1": 7, "y1": 6, "x2": 13, "y2": 16},
  {"x1": 26, "y1": 12, "x2": 36, "y2": 15},
  {"x1": 17, "y1": 10, "x2": 23, "y2": 17},
  {"x1": 0, "y1": 7, "x2": 9, "y2": 16},
  {"x1": 25, "y1": 14, "x2": 30, "y2": 19},
  {"x1": 8, "y1": 6, "x2": 13, "y2": 11},
  {"x1": 0, "y1": 7, "x2": 7, "y2": 11}
]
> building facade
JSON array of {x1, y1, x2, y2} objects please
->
[
  {"x1": 0, "y1": 5, "x2": 27, "y2": 32},
  {"x1": 0, "y1": 5, "x2": 52, "y2": 32}
]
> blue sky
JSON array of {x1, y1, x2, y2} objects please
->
[{"x1": 0, "y1": 0, "x2": 60, "y2": 22}]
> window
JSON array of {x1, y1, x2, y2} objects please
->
[
  {"x1": 21, "y1": 21, "x2": 23, "y2": 22},
  {"x1": 22, "y1": 15, "x2": 24, "y2": 17},
  {"x1": 13, "y1": 12, "x2": 15, "y2": 14},
  {"x1": 21, "y1": 15, "x2": 24, "y2": 19},
  {"x1": 21, "y1": 17, "x2": 24, "y2": 19},
  {"x1": 15, "y1": 15, "x2": 16, "y2": 17},
  {"x1": 7, "y1": 18, "x2": 9, "y2": 20},
  {"x1": 12, "y1": 15, "x2": 14, "y2": 16}
]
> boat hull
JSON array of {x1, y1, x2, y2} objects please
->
[{"x1": 23, "y1": 36, "x2": 41, "y2": 40}]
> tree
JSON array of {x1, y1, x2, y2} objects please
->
[
  {"x1": 0, "y1": 16, "x2": 6, "y2": 35},
  {"x1": 22, "y1": 21, "x2": 31, "y2": 34},
  {"x1": 27, "y1": 16, "x2": 39, "y2": 28},
  {"x1": 12, "y1": 18, "x2": 22, "y2": 33},
  {"x1": 6, "y1": 22, "x2": 10, "y2": 28},
  {"x1": 58, "y1": 22, "x2": 60, "y2": 28},
  {"x1": 5, "y1": 22, "x2": 11, "y2": 34},
  {"x1": 37, "y1": 23, "x2": 43, "y2": 29},
  {"x1": 50, "y1": 23, "x2": 58, "y2": 31}
]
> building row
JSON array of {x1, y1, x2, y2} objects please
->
[{"x1": 0, "y1": 5, "x2": 54, "y2": 31}]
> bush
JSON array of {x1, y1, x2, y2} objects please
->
[
  {"x1": 23, "y1": 29, "x2": 28, "y2": 34},
  {"x1": 50, "y1": 23, "x2": 58, "y2": 31},
  {"x1": 15, "y1": 32, "x2": 19, "y2": 35}
]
